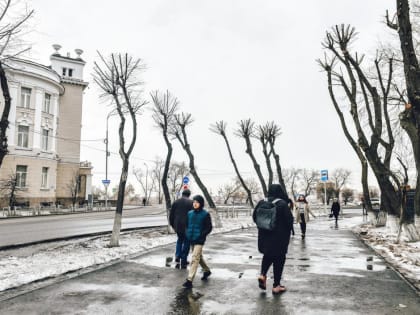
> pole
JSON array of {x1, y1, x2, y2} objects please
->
[
  {"x1": 105, "y1": 114, "x2": 110, "y2": 210},
  {"x1": 144, "y1": 162, "x2": 148, "y2": 205},
  {"x1": 324, "y1": 181, "x2": 327, "y2": 215}
]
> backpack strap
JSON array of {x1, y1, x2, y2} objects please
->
[{"x1": 264, "y1": 198, "x2": 281, "y2": 205}]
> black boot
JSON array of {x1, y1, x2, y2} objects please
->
[{"x1": 201, "y1": 271, "x2": 212, "y2": 280}]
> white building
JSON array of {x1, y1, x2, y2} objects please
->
[{"x1": 0, "y1": 46, "x2": 92, "y2": 207}]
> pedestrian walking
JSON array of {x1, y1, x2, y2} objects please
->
[
  {"x1": 294, "y1": 194, "x2": 316, "y2": 239},
  {"x1": 361, "y1": 197, "x2": 367, "y2": 216},
  {"x1": 253, "y1": 184, "x2": 293, "y2": 294},
  {"x1": 182, "y1": 195, "x2": 213, "y2": 289},
  {"x1": 169, "y1": 189, "x2": 193, "y2": 269},
  {"x1": 142, "y1": 197, "x2": 146, "y2": 207},
  {"x1": 330, "y1": 198, "x2": 340, "y2": 225}
]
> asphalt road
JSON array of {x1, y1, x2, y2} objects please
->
[
  {"x1": 0, "y1": 207, "x2": 168, "y2": 248},
  {"x1": 1, "y1": 217, "x2": 418, "y2": 314}
]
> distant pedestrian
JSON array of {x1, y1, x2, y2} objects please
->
[
  {"x1": 142, "y1": 198, "x2": 146, "y2": 207},
  {"x1": 169, "y1": 189, "x2": 193, "y2": 269},
  {"x1": 253, "y1": 184, "x2": 293, "y2": 294},
  {"x1": 294, "y1": 195, "x2": 316, "y2": 239},
  {"x1": 330, "y1": 198, "x2": 340, "y2": 225},
  {"x1": 361, "y1": 198, "x2": 367, "y2": 216},
  {"x1": 182, "y1": 195, "x2": 213, "y2": 289}
]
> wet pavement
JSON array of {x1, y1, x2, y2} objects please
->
[{"x1": 1, "y1": 216, "x2": 419, "y2": 314}]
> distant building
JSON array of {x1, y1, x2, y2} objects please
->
[{"x1": 0, "y1": 45, "x2": 92, "y2": 207}]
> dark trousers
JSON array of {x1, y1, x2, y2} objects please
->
[
  {"x1": 333, "y1": 211, "x2": 339, "y2": 223},
  {"x1": 175, "y1": 232, "x2": 190, "y2": 265},
  {"x1": 299, "y1": 213, "x2": 306, "y2": 235},
  {"x1": 261, "y1": 254, "x2": 286, "y2": 287}
]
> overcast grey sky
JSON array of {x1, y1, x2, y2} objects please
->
[{"x1": 27, "y1": 0, "x2": 395, "y2": 194}]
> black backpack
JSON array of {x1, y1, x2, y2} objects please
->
[{"x1": 255, "y1": 198, "x2": 281, "y2": 231}]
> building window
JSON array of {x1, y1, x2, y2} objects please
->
[
  {"x1": 17, "y1": 125, "x2": 29, "y2": 148},
  {"x1": 16, "y1": 165, "x2": 27, "y2": 188},
  {"x1": 62, "y1": 67, "x2": 67, "y2": 76},
  {"x1": 68, "y1": 69, "x2": 73, "y2": 77},
  {"x1": 41, "y1": 129, "x2": 49, "y2": 151},
  {"x1": 20, "y1": 87, "x2": 31, "y2": 108},
  {"x1": 41, "y1": 167, "x2": 48, "y2": 188},
  {"x1": 43, "y1": 93, "x2": 51, "y2": 113}
]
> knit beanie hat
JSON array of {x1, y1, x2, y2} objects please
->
[{"x1": 192, "y1": 195, "x2": 205, "y2": 208}]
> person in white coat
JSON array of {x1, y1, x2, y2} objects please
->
[{"x1": 294, "y1": 195, "x2": 316, "y2": 239}]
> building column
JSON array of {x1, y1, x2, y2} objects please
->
[
  {"x1": 7, "y1": 84, "x2": 18, "y2": 146},
  {"x1": 33, "y1": 88, "x2": 43, "y2": 149},
  {"x1": 51, "y1": 94, "x2": 59, "y2": 153}
]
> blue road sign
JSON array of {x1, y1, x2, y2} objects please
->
[
  {"x1": 102, "y1": 179, "x2": 111, "y2": 185},
  {"x1": 321, "y1": 170, "x2": 328, "y2": 181},
  {"x1": 182, "y1": 176, "x2": 190, "y2": 184}
]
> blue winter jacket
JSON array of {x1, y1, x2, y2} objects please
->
[{"x1": 185, "y1": 208, "x2": 212, "y2": 245}]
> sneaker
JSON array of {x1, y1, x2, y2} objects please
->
[
  {"x1": 258, "y1": 275, "x2": 267, "y2": 290},
  {"x1": 201, "y1": 271, "x2": 212, "y2": 280},
  {"x1": 182, "y1": 280, "x2": 193, "y2": 288},
  {"x1": 272, "y1": 285, "x2": 286, "y2": 294}
]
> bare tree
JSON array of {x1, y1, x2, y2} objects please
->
[
  {"x1": 283, "y1": 168, "x2": 301, "y2": 200},
  {"x1": 171, "y1": 112, "x2": 221, "y2": 227},
  {"x1": 235, "y1": 119, "x2": 267, "y2": 196},
  {"x1": 93, "y1": 52, "x2": 147, "y2": 247},
  {"x1": 210, "y1": 120, "x2": 254, "y2": 208},
  {"x1": 318, "y1": 25, "x2": 401, "y2": 217},
  {"x1": 217, "y1": 179, "x2": 242, "y2": 205},
  {"x1": 341, "y1": 188, "x2": 354, "y2": 205},
  {"x1": 255, "y1": 123, "x2": 274, "y2": 187},
  {"x1": 300, "y1": 169, "x2": 319, "y2": 197},
  {"x1": 0, "y1": 171, "x2": 24, "y2": 208},
  {"x1": 386, "y1": 0, "x2": 420, "y2": 216},
  {"x1": 133, "y1": 166, "x2": 156, "y2": 205},
  {"x1": 0, "y1": 1, "x2": 33, "y2": 167},
  {"x1": 316, "y1": 181, "x2": 336, "y2": 205},
  {"x1": 167, "y1": 161, "x2": 189, "y2": 200},
  {"x1": 67, "y1": 171, "x2": 81, "y2": 210},
  {"x1": 151, "y1": 90, "x2": 179, "y2": 210},
  {"x1": 330, "y1": 168, "x2": 352, "y2": 197},
  {"x1": 151, "y1": 157, "x2": 165, "y2": 204}
]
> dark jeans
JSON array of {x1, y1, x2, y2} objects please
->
[
  {"x1": 299, "y1": 213, "x2": 306, "y2": 235},
  {"x1": 175, "y1": 232, "x2": 190, "y2": 265},
  {"x1": 333, "y1": 211, "x2": 339, "y2": 223},
  {"x1": 261, "y1": 254, "x2": 286, "y2": 287}
]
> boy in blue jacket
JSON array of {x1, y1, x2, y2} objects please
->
[{"x1": 182, "y1": 195, "x2": 213, "y2": 288}]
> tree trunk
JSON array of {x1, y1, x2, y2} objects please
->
[
  {"x1": 396, "y1": 0, "x2": 420, "y2": 216},
  {"x1": 260, "y1": 141, "x2": 273, "y2": 187},
  {"x1": 162, "y1": 131, "x2": 172, "y2": 216},
  {"x1": 360, "y1": 159, "x2": 372, "y2": 212},
  {"x1": 270, "y1": 144, "x2": 287, "y2": 194},
  {"x1": 183, "y1": 145, "x2": 222, "y2": 227},
  {"x1": 245, "y1": 137, "x2": 267, "y2": 196},
  {"x1": 109, "y1": 159, "x2": 128, "y2": 247},
  {"x1": 221, "y1": 134, "x2": 254, "y2": 208},
  {"x1": 0, "y1": 61, "x2": 11, "y2": 167}
]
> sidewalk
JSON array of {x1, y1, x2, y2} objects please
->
[{"x1": 1, "y1": 215, "x2": 419, "y2": 314}]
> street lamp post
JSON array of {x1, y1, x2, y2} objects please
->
[
  {"x1": 104, "y1": 111, "x2": 114, "y2": 209},
  {"x1": 144, "y1": 162, "x2": 148, "y2": 205}
]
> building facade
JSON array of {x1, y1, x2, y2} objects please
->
[{"x1": 0, "y1": 46, "x2": 92, "y2": 207}]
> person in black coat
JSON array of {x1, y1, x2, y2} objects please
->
[
  {"x1": 330, "y1": 198, "x2": 340, "y2": 225},
  {"x1": 169, "y1": 189, "x2": 193, "y2": 268},
  {"x1": 252, "y1": 184, "x2": 293, "y2": 294}
]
